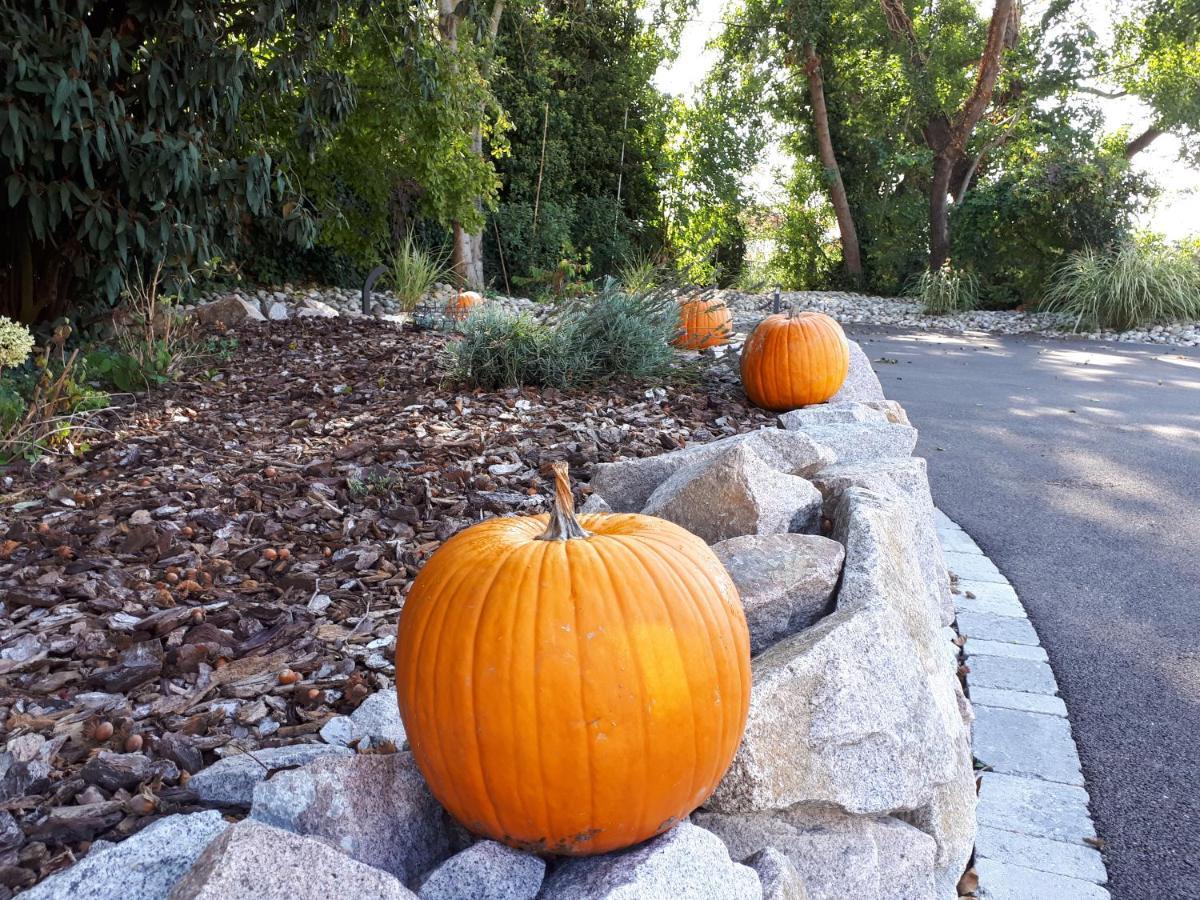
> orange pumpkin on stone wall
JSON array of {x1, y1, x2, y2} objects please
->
[
  {"x1": 740, "y1": 309, "x2": 849, "y2": 411},
  {"x1": 446, "y1": 290, "x2": 483, "y2": 321},
  {"x1": 673, "y1": 296, "x2": 733, "y2": 350},
  {"x1": 395, "y1": 462, "x2": 751, "y2": 855}
]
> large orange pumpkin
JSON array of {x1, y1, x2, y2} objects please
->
[
  {"x1": 740, "y1": 309, "x2": 849, "y2": 411},
  {"x1": 395, "y1": 463, "x2": 751, "y2": 855},
  {"x1": 446, "y1": 290, "x2": 483, "y2": 321},
  {"x1": 673, "y1": 296, "x2": 733, "y2": 350}
]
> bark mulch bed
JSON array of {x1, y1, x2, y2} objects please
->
[{"x1": 0, "y1": 317, "x2": 773, "y2": 893}]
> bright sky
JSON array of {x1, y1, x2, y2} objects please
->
[{"x1": 656, "y1": 0, "x2": 1199, "y2": 239}]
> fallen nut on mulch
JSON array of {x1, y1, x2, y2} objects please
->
[{"x1": 0, "y1": 317, "x2": 772, "y2": 889}]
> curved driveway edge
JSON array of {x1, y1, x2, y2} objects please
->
[{"x1": 937, "y1": 508, "x2": 1111, "y2": 899}]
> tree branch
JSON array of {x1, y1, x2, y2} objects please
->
[
  {"x1": 1077, "y1": 85, "x2": 1129, "y2": 99},
  {"x1": 1125, "y1": 125, "x2": 1164, "y2": 159},
  {"x1": 950, "y1": 0, "x2": 1017, "y2": 152},
  {"x1": 878, "y1": 0, "x2": 926, "y2": 68}
]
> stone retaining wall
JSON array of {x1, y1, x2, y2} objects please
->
[{"x1": 26, "y1": 340, "x2": 975, "y2": 899}]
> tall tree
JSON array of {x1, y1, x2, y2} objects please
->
[
  {"x1": 439, "y1": 0, "x2": 507, "y2": 288},
  {"x1": 879, "y1": 0, "x2": 1018, "y2": 268},
  {"x1": 487, "y1": 0, "x2": 675, "y2": 285},
  {"x1": 280, "y1": 5, "x2": 501, "y2": 273},
  {"x1": 802, "y1": 42, "x2": 861, "y2": 277},
  {"x1": 1111, "y1": 0, "x2": 1200, "y2": 160}
]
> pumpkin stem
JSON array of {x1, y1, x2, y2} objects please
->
[{"x1": 537, "y1": 461, "x2": 591, "y2": 541}]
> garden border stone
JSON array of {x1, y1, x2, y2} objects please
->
[{"x1": 937, "y1": 511, "x2": 1111, "y2": 898}]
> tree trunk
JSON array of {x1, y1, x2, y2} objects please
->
[
  {"x1": 929, "y1": 153, "x2": 954, "y2": 270},
  {"x1": 1124, "y1": 126, "x2": 1163, "y2": 159},
  {"x1": 804, "y1": 44, "x2": 862, "y2": 278},
  {"x1": 881, "y1": 0, "x2": 1016, "y2": 271},
  {"x1": 438, "y1": 0, "x2": 502, "y2": 291}
]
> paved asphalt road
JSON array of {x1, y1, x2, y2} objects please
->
[{"x1": 844, "y1": 327, "x2": 1200, "y2": 900}]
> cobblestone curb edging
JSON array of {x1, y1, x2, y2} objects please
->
[{"x1": 936, "y1": 508, "x2": 1111, "y2": 900}]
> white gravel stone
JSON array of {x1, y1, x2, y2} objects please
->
[
  {"x1": 741, "y1": 846, "x2": 808, "y2": 899},
  {"x1": 724, "y1": 289, "x2": 1200, "y2": 348},
  {"x1": 829, "y1": 340, "x2": 886, "y2": 403},
  {"x1": 349, "y1": 689, "x2": 406, "y2": 743},
  {"x1": 778, "y1": 401, "x2": 889, "y2": 428},
  {"x1": 819, "y1": 460, "x2": 954, "y2": 627},
  {"x1": 579, "y1": 493, "x2": 612, "y2": 514},
  {"x1": 591, "y1": 428, "x2": 833, "y2": 513},
  {"x1": 707, "y1": 605, "x2": 959, "y2": 814},
  {"x1": 193, "y1": 295, "x2": 265, "y2": 328},
  {"x1": 642, "y1": 441, "x2": 823, "y2": 543},
  {"x1": 791, "y1": 422, "x2": 918, "y2": 467},
  {"x1": 251, "y1": 751, "x2": 455, "y2": 884}
]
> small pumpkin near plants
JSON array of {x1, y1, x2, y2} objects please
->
[
  {"x1": 740, "y1": 309, "x2": 849, "y2": 412},
  {"x1": 673, "y1": 295, "x2": 733, "y2": 350},
  {"x1": 446, "y1": 290, "x2": 483, "y2": 322},
  {"x1": 395, "y1": 462, "x2": 751, "y2": 855}
]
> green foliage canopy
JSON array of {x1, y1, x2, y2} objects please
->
[{"x1": 0, "y1": 1, "x2": 368, "y2": 322}]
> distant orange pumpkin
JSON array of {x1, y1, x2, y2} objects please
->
[
  {"x1": 447, "y1": 290, "x2": 483, "y2": 321},
  {"x1": 673, "y1": 296, "x2": 733, "y2": 350},
  {"x1": 395, "y1": 463, "x2": 751, "y2": 856},
  {"x1": 740, "y1": 309, "x2": 849, "y2": 411}
]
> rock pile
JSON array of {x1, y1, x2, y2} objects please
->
[
  {"x1": 23, "y1": 340, "x2": 973, "y2": 899},
  {"x1": 185, "y1": 283, "x2": 543, "y2": 327}
]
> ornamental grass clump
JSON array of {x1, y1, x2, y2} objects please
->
[
  {"x1": 451, "y1": 282, "x2": 679, "y2": 390},
  {"x1": 557, "y1": 282, "x2": 678, "y2": 383},
  {"x1": 615, "y1": 249, "x2": 661, "y2": 295},
  {"x1": 1042, "y1": 243, "x2": 1200, "y2": 331},
  {"x1": 389, "y1": 232, "x2": 452, "y2": 312},
  {"x1": 911, "y1": 262, "x2": 981, "y2": 314},
  {"x1": 450, "y1": 306, "x2": 571, "y2": 389}
]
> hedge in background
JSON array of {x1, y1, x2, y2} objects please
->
[{"x1": 0, "y1": 1, "x2": 364, "y2": 323}]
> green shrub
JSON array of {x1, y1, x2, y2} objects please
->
[
  {"x1": 911, "y1": 263, "x2": 981, "y2": 314},
  {"x1": 1, "y1": 346, "x2": 109, "y2": 464},
  {"x1": 450, "y1": 307, "x2": 571, "y2": 389},
  {"x1": 0, "y1": 384, "x2": 26, "y2": 433},
  {"x1": 950, "y1": 151, "x2": 1149, "y2": 308},
  {"x1": 86, "y1": 264, "x2": 194, "y2": 392},
  {"x1": 558, "y1": 284, "x2": 678, "y2": 383},
  {"x1": 451, "y1": 283, "x2": 679, "y2": 390},
  {"x1": 1042, "y1": 243, "x2": 1200, "y2": 331},
  {"x1": 388, "y1": 233, "x2": 453, "y2": 312}
]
